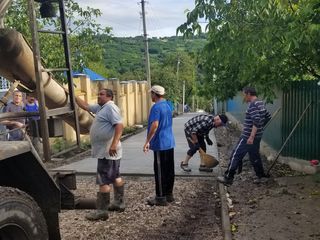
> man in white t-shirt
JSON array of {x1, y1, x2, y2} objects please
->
[{"x1": 76, "y1": 88, "x2": 124, "y2": 221}]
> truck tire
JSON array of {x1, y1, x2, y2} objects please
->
[{"x1": 0, "y1": 187, "x2": 48, "y2": 240}]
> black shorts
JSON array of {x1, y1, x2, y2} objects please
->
[{"x1": 96, "y1": 158, "x2": 121, "y2": 185}]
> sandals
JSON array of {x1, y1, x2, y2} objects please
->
[{"x1": 180, "y1": 162, "x2": 191, "y2": 172}]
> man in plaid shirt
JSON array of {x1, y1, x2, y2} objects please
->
[{"x1": 181, "y1": 114, "x2": 228, "y2": 172}]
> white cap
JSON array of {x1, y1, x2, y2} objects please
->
[{"x1": 149, "y1": 85, "x2": 165, "y2": 95}]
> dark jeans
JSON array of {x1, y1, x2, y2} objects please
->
[
  {"x1": 153, "y1": 148, "x2": 175, "y2": 197},
  {"x1": 225, "y1": 137, "x2": 265, "y2": 179},
  {"x1": 185, "y1": 131, "x2": 206, "y2": 157}
]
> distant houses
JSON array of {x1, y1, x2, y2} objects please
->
[
  {"x1": 73, "y1": 68, "x2": 106, "y2": 81},
  {"x1": 0, "y1": 76, "x2": 10, "y2": 92}
]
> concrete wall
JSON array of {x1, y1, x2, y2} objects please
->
[{"x1": 63, "y1": 76, "x2": 149, "y2": 142}]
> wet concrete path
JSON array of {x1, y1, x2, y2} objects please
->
[{"x1": 55, "y1": 113, "x2": 220, "y2": 176}]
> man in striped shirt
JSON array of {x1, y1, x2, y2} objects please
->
[
  {"x1": 218, "y1": 87, "x2": 271, "y2": 186},
  {"x1": 180, "y1": 114, "x2": 228, "y2": 172}
]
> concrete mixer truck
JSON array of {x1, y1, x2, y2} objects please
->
[{"x1": 0, "y1": 0, "x2": 96, "y2": 239}]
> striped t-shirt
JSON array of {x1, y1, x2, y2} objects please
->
[{"x1": 241, "y1": 100, "x2": 271, "y2": 140}]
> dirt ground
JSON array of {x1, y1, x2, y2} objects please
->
[
  {"x1": 59, "y1": 177, "x2": 223, "y2": 240},
  {"x1": 50, "y1": 125, "x2": 320, "y2": 240},
  {"x1": 215, "y1": 126, "x2": 320, "y2": 240}
]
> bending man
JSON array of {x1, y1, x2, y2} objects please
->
[{"x1": 180, "y1": 114, "x2": 228, "y2": 172}]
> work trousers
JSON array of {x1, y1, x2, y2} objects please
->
[
  {"x1": 225, "y1": 137, "x2": 265, "y2": 179},
  {"x1": 153, "y1": 148, "x2": 175, "y2": 197},
  {"x1": 185, "y1": 131, "x2": 206, "y2": 157}
]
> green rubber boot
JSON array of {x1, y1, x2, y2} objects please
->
[
  {"x1": 109, "y1": 185, "x2": 125, "y2": 212},
  {"x1": 85, "y1": 192, "x2": 110, "y2": 221}
]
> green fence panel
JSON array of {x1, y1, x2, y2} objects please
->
[{"x1": 282, "y1": 81, "x2": 320, "y2": 160}]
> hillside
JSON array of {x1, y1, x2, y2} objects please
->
[{"x1": 101, "y1": 35, "x2": 207, "y2": 80}]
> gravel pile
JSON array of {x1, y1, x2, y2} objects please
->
[
  {"x1": 59, "y1": 176, "x2": 223, "y2": 240},
  {"x1": 54, "y1": 120, "x2": 320, "y2": 240},
  {"x1": 215, "y1": 123, "x2": 320, "y2": 240}
]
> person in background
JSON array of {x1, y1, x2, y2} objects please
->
[
  {"x1": 76, "y1": 88, "x2": 125, "y2": 221},
  {"x1": 1, "y1": 90, "x2": 25, "y2": 140},
  {"x1": 24, "y1": 93, "x2": 43, "y2": 155},
  {"x1": 180, "y1": 114, "x2": 228, "y2": 172},
  {"x1": 217, "y1": 86, "x2": 271, "y2": 186},
  {"x1": 143, "y1": 85, "x2": 176, "y2": 206},
  {"x1": 25, "y1": 93, "x2": 39, "y2": 122},
  {"x1": 0, "y1": 101, "x2": 7, "y2": 141}
]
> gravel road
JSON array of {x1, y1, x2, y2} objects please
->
[{"x1": 59, "y1": 176, "x2": 223, "y2": 240}]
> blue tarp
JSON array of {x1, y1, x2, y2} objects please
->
[{"x1": 73, "y1": 68, "x2": 106, "y2": 81}]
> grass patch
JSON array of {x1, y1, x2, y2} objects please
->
[{"x1": 122, "y1": 123, "x2": 146, "y2": 135}]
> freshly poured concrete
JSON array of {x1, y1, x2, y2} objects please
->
[{"x1": 55, "y1": 113, "x2": 221, "y2": 176}]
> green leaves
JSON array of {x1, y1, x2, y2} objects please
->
[
  {"x1": 178, "y1": 0, "x2": 320, "y2": 101},
  {"x1": 5, "y1": 0, "x2": 111, "y2": 83},
  {"x1": 151, "y1": 51, "x2": 197, "y2": 104}
]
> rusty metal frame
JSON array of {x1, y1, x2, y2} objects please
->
[
  {"x1": 27, "y1": 0, "x2": 51, "y2": 162},
  {"x1": 26, "y1": 0, "x2": 81, "y2": 161}
]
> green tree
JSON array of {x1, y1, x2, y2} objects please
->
[
  {"x1": 177, "y1": 0, "x2": 320, "y2": 101},
  {"x1": 5, "y1": 0, "x2": 111, "y2": 82},
  {"x1": 102, "y1": 36, "x2": 206, "y2": 82},
  {"x1": 151, "y1": 51, "x2": 197, "y2": 104}
]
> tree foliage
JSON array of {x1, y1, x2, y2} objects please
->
[
  {"x1": 177, "y1": 0, "x2": 320, "y2": 101},
  {"x1": 5, "y1": 0, "x2": 111, "y2": 82},
  {"x1": 151, "y1": 51, "x2": 196, "y2": 104},
  {"x1": 103, "y1": 36, "x2": 207, "y2": 107},
  {"x1": 4, "y1": 1, "x2": 210, "y2": 108}
]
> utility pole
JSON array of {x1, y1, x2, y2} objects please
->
[
  {"x1": 176, "y1": 58, "x2": 181, "y2": 113},
  {"x1": 182, "y1": 80, "x2": 185, "y2": 113},
  {"x1": 192, "y1": 95, "x2": 195, "y2": 112},
  {"x1": 176, "y1": 58, "x2": 186, "y2": 114},
  {"x1": 141, "y1": 0, "x2": 151, "y2": 108},
  {"x1": 141, "y1": 0, "x2": 151, "y2": 87},
  {"x1": 177, "y1": 58, "x2": 185, "y2": 114},
  {"x1": 213, "y1": 97, "x2": 218, "y2": 115}
]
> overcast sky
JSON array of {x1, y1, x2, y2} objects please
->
[{"x1": 76, "y1": 0, "x2": 201, "y2": 37}]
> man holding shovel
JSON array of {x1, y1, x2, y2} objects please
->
[
  {"x1": 217, "y1": 87, "x2": 271, "y2": 186},
  {"x1": 143, "y1": 85, "x2": 175, "y2": 206}
]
